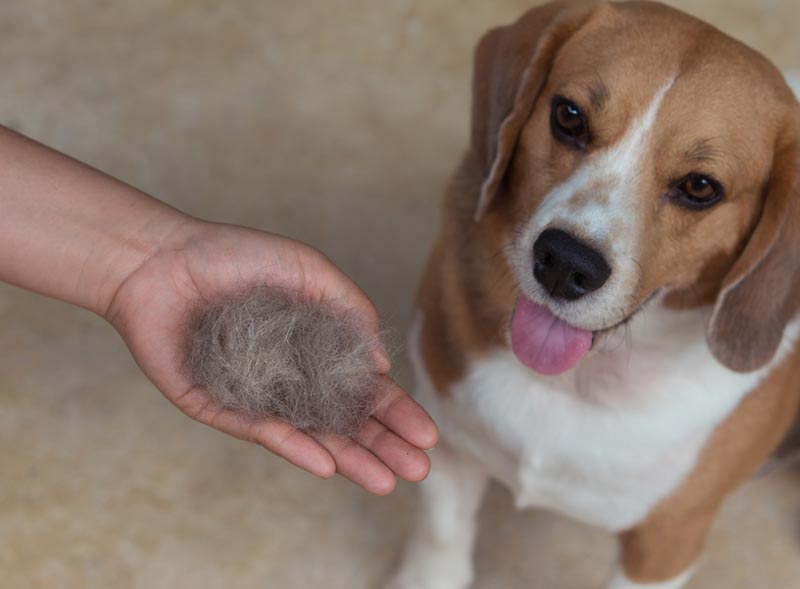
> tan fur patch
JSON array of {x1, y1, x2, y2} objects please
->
[{"x1": 620, "y1": 347, "x2": 800, "y2": 582}]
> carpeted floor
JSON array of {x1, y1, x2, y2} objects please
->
[{"x1": 1, "y1": 1, "x2": 798, "y2": 588}]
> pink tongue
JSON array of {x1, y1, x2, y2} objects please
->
[{"x1": 510, "y1": 295, "x2": 592, "y2": 375}]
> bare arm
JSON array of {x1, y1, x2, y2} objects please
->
[
  {"x1": 0, "y1": 125, "x2": 187, "y2": 314},
  {"x1": 0, "y1": 125, "x2": 437, "y2": 494}
]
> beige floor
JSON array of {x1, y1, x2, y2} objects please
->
[{"x1": 1, "y1": 1, "x2": 798, "y2": 588}]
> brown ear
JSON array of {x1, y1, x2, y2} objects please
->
[
  {"x1": 707, "y1": 120, "x2": 800, "y2": 372},
  {"x1": 472, "y1": 0, "x2": 602, "y2": 221}
]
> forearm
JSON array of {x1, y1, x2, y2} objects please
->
[{"x1": 0, "y1": 125, "x2": 193, "y2": 316}]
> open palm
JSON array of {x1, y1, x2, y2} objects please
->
[{"x1": 104, "y1": 220, "x2": 437, "y2": 494}]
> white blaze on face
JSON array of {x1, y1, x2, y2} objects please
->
[{"x1": 511, "y1": 77, "x2": 677, "y2": 330}]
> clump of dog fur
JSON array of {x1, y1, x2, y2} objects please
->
[{"x1": 187, "y1": 286, "x2": 383, "y2": 438}]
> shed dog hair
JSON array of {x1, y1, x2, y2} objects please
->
[
  {"x1": 390, "y1": 1, "x2": 800, "y2": 588},
  {"x1": 187, "y1": 286, "x2": 382, "y2": 437}
]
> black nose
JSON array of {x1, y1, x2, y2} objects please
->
[{"x1": 533, "y1": 229, "x2": 611, "y2": 301}]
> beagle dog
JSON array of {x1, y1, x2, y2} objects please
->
[{"x1": 391, "y1": 1, "x2": 800, "y2": 588}]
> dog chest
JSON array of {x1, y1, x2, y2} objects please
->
[{"x1": 412, "y1": 310, "x2": 796, "y2": 532}]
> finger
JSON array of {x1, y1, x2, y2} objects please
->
[
  {"x1": 176, "y1": 388, "x2": 337, "y2": 479},
  {"x1": 335, "y1": 286, "x2": 391, "y2": 374},
  {"x1": 369, "y1": 340, "x2": 392, "y2": 375},
  {"x1": 302, "y1": 248, "x2": 392, "y2": 373},
  {"x1": 315, "y1": 433, "x2": 397, "y2": 495},
  {"x1": 250, "y1": 420, "x2": 337, "y2": 480},
  {"x1": 357, "y1": 418, "x2": 431, "y2": 482},
  {"x1": 372, "y1": 379, "x2": 439, "y2": 450}
]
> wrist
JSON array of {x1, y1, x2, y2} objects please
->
[{"x1": 91, "y1": 207, "x2": 203, "y2": 319}]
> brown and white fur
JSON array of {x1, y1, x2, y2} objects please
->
[{"x1": 390, "y1": 2, "x2": 800, "y2": 588}]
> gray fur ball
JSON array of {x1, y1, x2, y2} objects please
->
[{"x1": 187, "y1": 286, "x2": 383, "y2": 437}]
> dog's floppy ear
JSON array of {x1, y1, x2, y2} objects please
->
[
  {"x1": 707, "y1": 115, "x2": 800, "y2": 372},
  {"x1": 472, "y1": 0, "x2": 602, "y2": 221}
]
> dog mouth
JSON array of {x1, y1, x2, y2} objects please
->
[
  {"x1": 510, "y1": 292, "x2": 654, "y2": 375},
  {"x1": 588, "y1": 312, "x2": 637, "y2": 351},
  {"x1": 510, "y1": 295, "x2": 594, "y2": 375}
]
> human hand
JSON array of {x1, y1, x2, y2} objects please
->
[{"x1": 104, "y1": 220, "x2": 438, "y2": 495}]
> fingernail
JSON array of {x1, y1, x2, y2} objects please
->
[{"x1": 373, "y1": 346, "x2": 391, "y2": 373}]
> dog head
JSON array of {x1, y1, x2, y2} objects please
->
[{"x1": 471, "y1": 0, "x2": 800, "y2": 374}]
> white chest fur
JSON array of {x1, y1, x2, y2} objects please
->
[{"x1": 411, "y1": 306, "x2": 799, "y2": 532}]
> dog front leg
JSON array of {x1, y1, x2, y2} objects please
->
[
  {"x1": 388, "y1": 442, "x2": 489, "y2": 589},
  {"x1": 606, "y1": 505, "x2": 717, "y2": 589}
]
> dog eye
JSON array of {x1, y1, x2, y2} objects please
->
[
  {"x1": 673, "y1": 174, "x2": 724, "y2": 209},
  {"x1": 551, "y1": 97, "x2": 589, "y2": 148}
]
